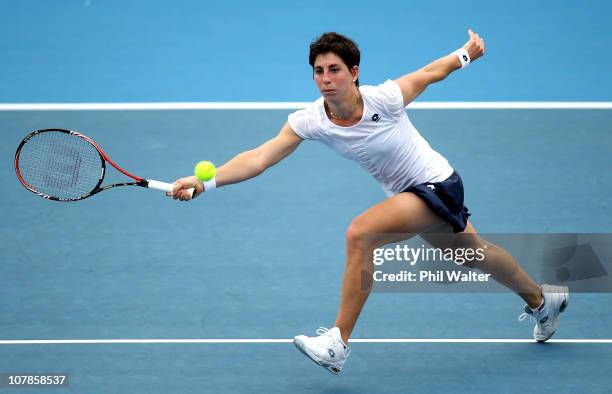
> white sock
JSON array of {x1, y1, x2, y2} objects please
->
[{"x1": 531, "y1": 296, "x2": 545, "y2": 313}]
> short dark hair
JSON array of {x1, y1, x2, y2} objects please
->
[{"x1": 309, "y1": 32, "x2": 361, "y2": 86}]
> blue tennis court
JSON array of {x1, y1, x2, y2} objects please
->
[
  {"x1": 2, "y1": 108, "x2": 612, "y2": 393},
  {"x1": 2, "y1": 1, "x2": 612, "y2": 393}
]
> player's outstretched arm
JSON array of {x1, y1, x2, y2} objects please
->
[
  {"x1": 170, "y1": 122, "x2": 303, "y2": 201},
  {"x1": 395, "y1": 29, "x2": 485, "y2": 106}
]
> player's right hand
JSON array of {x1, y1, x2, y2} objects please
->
[{"x1": 168, "y1": 176, "x2": 204, "y2": 201}]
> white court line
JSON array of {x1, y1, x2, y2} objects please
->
[
  {"x1": 1, "y1": 338, "x2": 611, "y2": 345},
  {"x1": 0, "y1": 102, "x2": 611, "y2": 111}
]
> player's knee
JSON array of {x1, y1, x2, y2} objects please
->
[
  {"x1": 457, "y1": 236, "x2": 489, "y2": 269},
  {"x1": 345, "y1": 218, "x2": 369, "y2": 250}
]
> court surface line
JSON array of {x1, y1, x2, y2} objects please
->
[
  {"x1": 0, "y1": 102, "x2": 611, "y2": 111},
  {"x1": 1, "y1": 339, "x2": 612, "y2": 345}
]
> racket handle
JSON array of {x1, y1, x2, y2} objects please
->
[{"x1": 147, "y1": 179, "x2": 195, "y2": 197}]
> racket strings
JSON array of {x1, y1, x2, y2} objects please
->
[{"x1": 17, "y1": 130, "x2": 103, "y2": 199}]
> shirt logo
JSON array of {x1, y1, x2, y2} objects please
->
[{"x1": 371, "y1": 114, "x2": 380, "y2": 122}]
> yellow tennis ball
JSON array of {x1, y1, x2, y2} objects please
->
[{"x1": 194, "y1": 161, "x2": 216, "y2": 181}]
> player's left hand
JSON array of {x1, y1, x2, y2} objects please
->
[{"x1": 463, "y1": 29, "x2": 485, "y2": 62}]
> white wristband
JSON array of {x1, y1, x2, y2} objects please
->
[
  {"x1": 454, "y1": 48, "x2": 470, "y2": 68},
  {"x1": 203, "y1": 177, "x2": 216, "y2": 191}
]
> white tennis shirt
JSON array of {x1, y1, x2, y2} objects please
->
[{"x1": 288, "y1": 80, "x2": 454, "y2": 196}]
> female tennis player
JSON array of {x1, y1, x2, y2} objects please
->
[{"x1": 170, "y1": 30, "x2": 569, "y2": 375}]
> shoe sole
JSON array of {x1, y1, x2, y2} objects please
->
[
  {"x1": 536, "y1": 286, "x2": 569, "y2": 343},
  {"x1": 293, "y1": 337, "x2": 341, "y2": 375}
]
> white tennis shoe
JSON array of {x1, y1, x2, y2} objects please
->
[
  {"x1": 293, "y1": 327, "x2": 350, "y2": 375},
  {"x1": 519, "y1": 284, "x2": 569, "y2": 342}
]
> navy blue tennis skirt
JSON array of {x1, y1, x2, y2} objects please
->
[{"x1": 402, "y1": 170, "x2": 471, "y2": 233}]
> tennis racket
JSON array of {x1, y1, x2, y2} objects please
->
[{"x1": 14, "y1": 128, "x2": 193, "y2": 202}]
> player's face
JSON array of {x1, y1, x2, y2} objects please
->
[{"x1": 313, "y1": 52, "x2": 358, "y2": 100}]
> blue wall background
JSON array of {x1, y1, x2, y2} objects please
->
[{"x1": 1, "y1": 0, "x2": 611, "y2": 102}]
